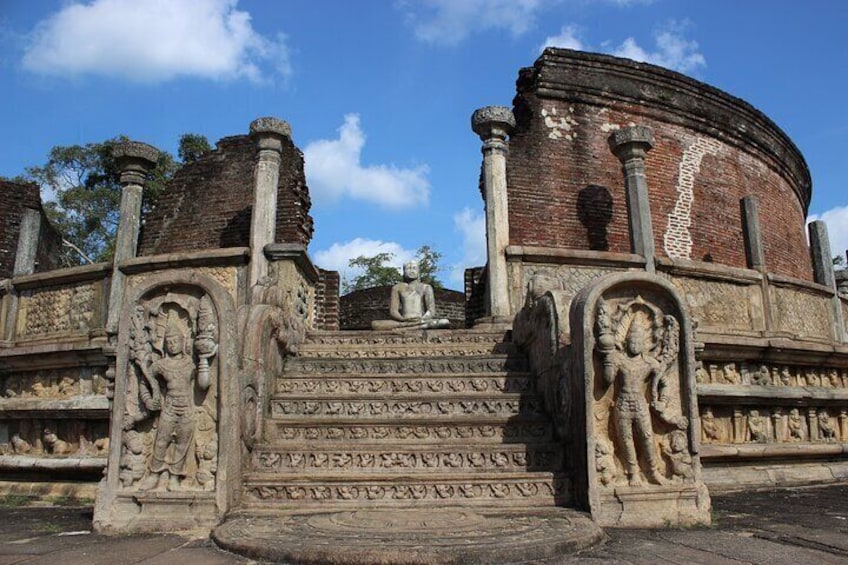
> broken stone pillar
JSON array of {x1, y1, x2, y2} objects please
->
[
  {"x1": 808, "y1": 220, "x2": 846, "y2": 342},
  {"x1": 13, "y1": 208, "x2": 42, "y2": 276},
  {"x1": 809, "y1": 220, "x2": 835, "y2": 288},
  {"x1": 106, "y1": 141, "x2": 159, "y2": 334},
  {"x1": 609, "y1": 126, "x2": 656, "y2": 273},
  {"x1": 741, "y1": 196, "x2": 765, "y2": 270},
  {"x1": 248, "y1": 117, "x2": 291, "y2": 290},
  {"x1": 472, "y1": 106, "x2": 515, "y2": 322}
]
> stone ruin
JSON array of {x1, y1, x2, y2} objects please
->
[{"x1": 0, "y1": 48, "x2": 846, "y2": 559}]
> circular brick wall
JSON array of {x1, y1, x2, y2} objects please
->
[
  {"x1": 506, "y1": 48, "x2": 812, "y2": 280},
  {"x1": 339, "y1": 286, "x2": 466, "y2": 330}
]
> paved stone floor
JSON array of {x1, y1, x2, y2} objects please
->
[{"x1": 1, "y1": 483, "x2": 848, "y2": 564}]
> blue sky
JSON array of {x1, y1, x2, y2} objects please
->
[{"x1": 1, "y1": 0, "x2": 847, "y2": 288}]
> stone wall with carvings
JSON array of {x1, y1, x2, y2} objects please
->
[
  {"x1": 771, "y1": 286, "x2": 832, "y2": 340},
  {"x1": 16, "y1": 278, "x2": 106, "y2": 340},
  {"x1": 667, "y1": 275, "x2": 757, "y2": 333}
]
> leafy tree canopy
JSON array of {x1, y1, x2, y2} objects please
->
[
  {"x1": 16, "y1": 133, "x2": 210, "y2": 266},
  {"x1": 343, "y1": 245, "x2": 443, "y2": 294}
]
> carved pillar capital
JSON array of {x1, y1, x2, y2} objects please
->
[
  {"x1": 608, "y1": 126, "x2": 654, "y2": 162},
  {"x1": 472, "y1": 106, "x2": 515, "y2": 154},
  {"x1": 250, "y1": 117, "x2": 291, "y2": 156},
  {"x1": 114, "y1": 141, "x2": 159, "y2": 187}
]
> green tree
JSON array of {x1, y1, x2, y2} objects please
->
[
  {"x1": 22, "y1": 133, "x2": 209, "y2": 266},
  {"x1": 178, "y1": 133, "x2": 212, "y2": 163},
  {"x1": 343, "y1": 245, "x2": 443, "y2": 294}
]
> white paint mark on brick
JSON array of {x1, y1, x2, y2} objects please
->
[
  {"x1": 600, "y1": 123, "x2": 621, "y2": 133},
  {"x1": 663, "y1": 137, "x2": 722, "y2": 260},
  {"x1": 541, "y1": 106, "x2": 578, "y2": 141}
]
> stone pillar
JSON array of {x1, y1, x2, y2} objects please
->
[
  {"x1": 13, "y1": 208, "x2": 42, "y2": 276},
  {"x1": 472, "y1": 106, "x2": 515, "y2": 322},
  {"x1": 809, "y1": 220, "x2": 835, "y2": 287},
  {"x1": 609, "y1": 127, "x2": 656, "y2": 273},
  {"x1": 741, "y1": 196, "x2": 771, "y2": 332},
  {"x1": 741, "y1": 196, "x2": 765, "y2": 269},
  {"x1": 106, "y1": 142, "x2": 159, "y2": 334},
  {"x1": 808, "y1": 220, "x2": 846, "y2": 342},
  {"x1": 248, "y1": 117, "x2": 291, "y2": 289}
]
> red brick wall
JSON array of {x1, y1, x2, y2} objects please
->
[
  {"x1": 505, "y1": 50, "x2": 813, "y2": 280},
  {"x1": 315, "y1": 268, "x2": 340, "y2": 331},
  {"x1": 139, "y1": 134, "x2": 313, "y2": 255}
]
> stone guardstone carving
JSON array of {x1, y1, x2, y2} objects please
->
[
  {"x1": 371, "y1": 261, "x2": 449, "y2": 330},
  {"x1": 121, "y1": 291, "x2": 219, "y2": 492},
  {"x1": 570, "y1": 272, "x2": 710, "y2": 527}
]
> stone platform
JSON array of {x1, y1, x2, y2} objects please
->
[{"x1": 212, "y1": 507, "x2": 604, "y2": 564}]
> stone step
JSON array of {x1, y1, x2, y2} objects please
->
[
  {"x1": 264, "y1": 419, "x2": 555, "y2": 444},
  {"x1": 298, "y1": 333, "x2": 518, "y2": 358},
  {"x1": 283, "y1": 355, "x2": 529, "y2": 376},
  {"x1": 250, "y1": 443, "x2": 563, "y2": 475},
  {"x1": 268, "y1": 394, "x2": 546, "y2": 420},
  {"x1": 274, "y1": 373, "x2": 535, "y2": 396},
  {"x1": 242, "y1": 472, "x2": 570, "y2": 508}
]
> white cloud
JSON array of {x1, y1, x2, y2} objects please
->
[
  {"x1": 541, "y1": 25, "x2": 585, "y2": 51},
  {"x1": 608, "y1": 21, "x2": 705, "y2": 74},
  {"x1": 314, "y1": 238, "x2": 417, "y2": 284},
  {"x1": 304, "y1": 114, "x2": 430, "y2": 208},
  {"x1": 449, "y1": 207, "x2": 487, "y2": 286},
  {"x1": 541, "y1": 20, "x2": 705, "y2": 75},
  {"x1": 404, "y1": 0, "x2": 544, "y2": 46},
  {"x1": 22, "y1": 0, "x2": 290, "y2": 83},
  {"x1": 808, "y1": 206, "x2": 848, "y2": 261}
]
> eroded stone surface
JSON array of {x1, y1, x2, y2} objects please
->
[{"x1": 213, "y1": 508, "x2": 603, "y2": 564}]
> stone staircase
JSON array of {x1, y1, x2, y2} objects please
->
[{"x1": 240, "y1": 329, "x2": 570, "y2": 511}]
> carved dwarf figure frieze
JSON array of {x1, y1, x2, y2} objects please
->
[
  {"x1": 0, "y1": 419, "x2": 109, "y2": 457},
  {"x1": 120, "y1": 290, "x2": 219, "y2": 493},
  {"x1": 372, "y1": 261, "x2": 449, "y2": 331},
  {"x1": 699, "y1": 363, "x2": 848, "y2": 389},
  {"x1": 595, "y1": 296, "x2": 690, "y2": 487}
]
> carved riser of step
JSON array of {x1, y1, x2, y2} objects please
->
[
  {"x1": 251, "y1": 445, "x2": 563, "y2": 474},
  {"x1": 302, "y1": 330, "x2": 512, "y2": 350},
  {"x1": 242, "y1": 474, "x2": 570, "y2": 506},
  {"x1": 264, "y1": 421, "x2": 554, "y2": 443},
  {"x1": 275, "y1": 374, "x2": 535, "y2": 396},
  {"x1": 269, "y1": 396, "x2": 545, "y2": 419},
  {"x1": 283, "y1": 356, "x2": 528, "y2": 375}
]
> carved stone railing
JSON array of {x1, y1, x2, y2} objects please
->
[
  {"x1": 507, "y1": 249, "x2": 847, "y2": 347},
  {"x1": 1, "y1": 262, "x2": 111, "y2": 344}
]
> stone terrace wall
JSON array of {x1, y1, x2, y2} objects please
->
[
  {"x1": 340, "y1": 286, "x2": 465, "y2": 330},
  {"x1": 506, "y1": 49, "x2": 813, "y2": 280},
  {"x1": 138, "y1": 135, "x2": 313, "y2": 255},
  {"x1": 0, "y1": 180, "x2": 62, "y2": 278}
]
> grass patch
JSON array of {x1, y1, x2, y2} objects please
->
[
  {"x1": 0, "y1": 494, "x2": 32, "y2": 507},
  {"x1": 34, "y1": 523, "x2": 64, "y2": 534},
  {"x1": 49, "y1": 495, "x2": 94, "y2": 507}
]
